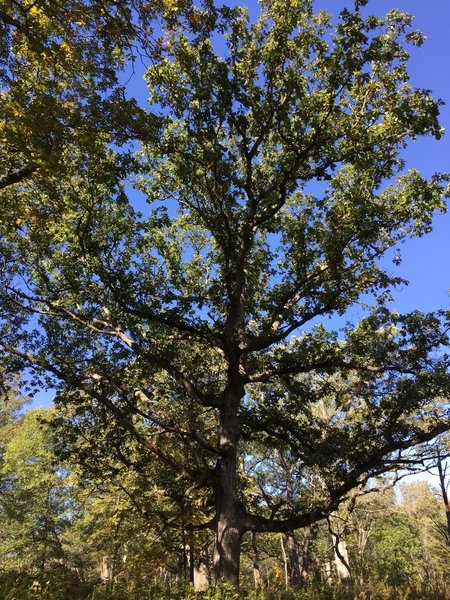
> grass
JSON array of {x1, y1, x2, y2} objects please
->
[{"x1": 0, "y1": 574, "x2": 449, "y2": 600}]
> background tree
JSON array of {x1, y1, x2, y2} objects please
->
[
  {"x1": 0, "y1": 409, "x2": 73, "y2": 580},
  {"x1": 400, "y1": 480, "x2": 450, "y2": 589},
  {"x1": 1, "y1": 0, "x2": 450, "y2": 588},
  {"x1": 434, "y1": 437, "x2": 450, "y2": 545},
  {"x1": 0, "y1": 0, "x2": 159, "y2": 196}
]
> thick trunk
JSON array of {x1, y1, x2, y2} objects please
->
[
  {"x1": 281, "y1": 532, "x2": 301, "y2": 589},
  {"x1": 213, "y1": 381, "x2": 244, "y2": 587},
  {"x1": 333, "y1": 535, "x2": 352, "y2": 583},
  {"x1": 286, "y1": 531, "x2": 302, "y2": 588},
  {"x1": 330, "y1": 529, "x2": 352, "y2": 583},
  {"x1": 213, "y1": 512, "x2": 242, "y2": 587},
  {"x1": 328, "y1": 515, "x2": 352, "y2": 584},
  {"x1": 300, "y1": 524, "x2": 317, "y2": 586}
]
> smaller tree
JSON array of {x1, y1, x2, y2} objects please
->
[
  {"x1": 401, "y1": 480, "x2": 450, "y2": 589},
  {"x1": 435, "y1": 439, "x2": 450, "y2": 546},
  {"x1": 0, "y1": 408, "x2": 72, "y2": 576}
]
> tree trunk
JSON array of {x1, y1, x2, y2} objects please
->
[
  {"x1": 333, "y1": 535, "x2": 352, "y2": 583},
  {"x1": 322, "y1": 560, "x2": 333, "y2": 584},
  {"x1": 436, "y1": 445, "x2": 450, "y2": 545},
  {"x1": 300, "y1": 524, "x2": 317, "y2": 586},
  {"x1": 100, "y1": 556, "x2": 112, "y2": 582},
  {"x1": 192, "y1": 543, "x2": 210, "y2": 592},
  {"x1": 213, "y1": 490, "x2": 242, "y2": 587},
  {"x1": 280, "y1": 533, "x2": 288, "y2": 591},
  {"x1": 194, "y1": 560, "x2": 210, "y2": 591},
  {"x1": 188, "y1": 541, "x2": 195, "y2": 586},
  {"x1": 250, "y1": 532, "x2": 262, "y2": 591},
  {"x1": 328, "y1": 515, "x2": 352, "y2": 584},
  {"x1": 213, "y1": 383, "x2": 244, "y2": 587},
  {"x1": 281, "y1": 532, "x2": 301, "y2": 589}
]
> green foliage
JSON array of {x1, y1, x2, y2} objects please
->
[
  {"x1": 0, "y1": 404, "x2": 448, "y2": 598},
  {"x1": 0, "y1": 580, "x2": 447, "y2": 600},
  {"x1": 1, "y1": 0, "x2": 450, "y2": 589},
  {"x1": 0, "y1": 409, "x2": 73, "y2": 574},
  {"x1": 369, "y1": 511, "x2": 421, "y2": 586}
]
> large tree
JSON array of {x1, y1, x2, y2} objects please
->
[{"x1": 1, "y1": 0, "x2": 450, "y2": 587}]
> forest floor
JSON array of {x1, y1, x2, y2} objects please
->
[{"x1": 2, "y1": 579, "x2": 450, "y2": 600}]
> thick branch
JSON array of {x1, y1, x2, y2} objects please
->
[
  {"x1": 0, "y1": 164, "x2": 37, "y2": 190},
  {"x1": 241, "y1": 421, "x2": 450, "y2": 535},
  {"x1": 0, "y1": 342, "x2": 211, "y2": 486},
  {"x1": 0, "y1": 8, "x2": 24, "y2": 31},
  {"x1": 131, "y1": 389, "x2": 220, "y2": 455},
  {"x1": 110, "y1": 289, "x2": 221, "y2": 348},
  {"x1": 247, "y1": 358, "x2": 416, "y2": 384},
  {"x1": 4, "y1": 288, "x2": 218, "y2": 408}
]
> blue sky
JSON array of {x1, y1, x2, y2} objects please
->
[
  {"x1": 320, "y1": 0, "x2": 450, "y2": 316},
  {"x1": 31, "y1": 0, "x2": 450, "y2": 409},
  {"x1": 241, "y1": 0, "x2": 450, "y2": 316}
]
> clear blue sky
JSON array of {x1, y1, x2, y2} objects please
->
[
  {"x1": 227, "y1": 0, "x2": 450, "y2": 316},
  {"x1": 31, "y1": 0, "x2": 450, "y2": 409},
  {"x1": 319, "y1": 0, "x2": 450, "y2": 316}
]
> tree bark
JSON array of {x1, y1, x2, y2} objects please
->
[
  {"x1": 212, "y1": 379, "x2": 244, "y2": 587},
  {"x1": 213, "y1": 487, "x2": 242, "y2": 587},
  {"x1": 328, "y1": 517, "x2": 352, "y2": 584},
  {"x1": 250, "y1": 532, "x2": 262, "y2": 591},
  {"x1": 190, "y1": 539, "x2": 210, "y2": 592},
  {"x1": 436, "y1": 445, "x2": 450, "y2": 545},
  {"x1": 283, "y1": 532, "x2": 301, "y2": 589},
  {"x1": 280, "y1": 533, "x2": 288, "y2": 591},
  {"x1": 100, "y1": 556, "x2": 112, "y2": 582},
  {"x1": 333, "y1": 535, "x2": 352, "y2": 583},
  {"x1": 300, "y1": 524, "x2": 317, "y2": 586}
]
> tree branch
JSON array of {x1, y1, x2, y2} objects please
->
[{"x1": 0, "y1": 164, "x2": 37, "y2": 190}]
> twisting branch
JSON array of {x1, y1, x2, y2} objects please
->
[
  {"x1": 0, "y1": 8, "x2": 25, "y2": 32},
  {"x1": 0, "y1": 164, "x2": 37, "y2": 190},
  {"x1": 3, "y1": 285, "x2": 219, "y2": 408},
  {"x1": 0, "y1": 341, "x2": 211, "y2": 487}
]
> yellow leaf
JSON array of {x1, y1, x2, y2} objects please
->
[
  {"x1": 60, "y1": 41, "x2": 72, "y2": 56},
  {"x1": 163, "y1": 0, "x2": 179, "y2": 13}
]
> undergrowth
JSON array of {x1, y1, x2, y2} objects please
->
[{"x1": 0, "y1": 576, "x2": 449, "y2": 600}]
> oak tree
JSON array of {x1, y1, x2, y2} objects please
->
[{"x1": 1, "y1": 0, "x2": 450, "y2": 587}]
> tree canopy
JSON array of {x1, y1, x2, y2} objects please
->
[{"x1": 1, "y1": 0, "x2": 449, "y2": 588}]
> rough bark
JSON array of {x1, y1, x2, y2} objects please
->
[
  {"x1": 300, "y1": 524, "x2": 317, "y2": 586},
  {"x1": 284, "y1": 532, "x2": 302, "y2": 589},
  {"x1": 213, "y1": 501, "x2": 242, "y2": 587},
  {"x1": 328, "y1": 516, "x2": 352, "y2": 584},
  {"x1": 212, "y1": 378, "x2": 244, "y2": 587},
  {"x1": 436, "y1": 445, "x2": 450, "y2": 545},
  {"x1": 250, "y1": 532, "x2": 262, "y2": 591}
]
